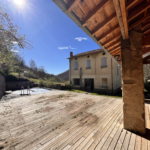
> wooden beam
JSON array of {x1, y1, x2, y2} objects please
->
[
  {"x1": 113, "y1": 0, "x2": 126, "y2": 39},
  {"x1": 129, "y1": 11, "x2": 150, "y2": 30},
  {"x1": 108, "y1": 42, "x2": 121, "y2": 51},
  {"x1": 109, "y1": 44, "x2": 121, "y2": 52},
  {"x1": 112, "y1": 52, "x2": 121, "y2": 57},
  {"x1": 143, "y1": 20, "x2": 150, "y2": 29},
  {"x1": 106, "y1": 39, "x2": 120, "y2": 50},
  {"x1": 97, "y1": 24, "x2": 119, "y2": 42},
  {"x1": 128, "y1": 1, "x2": 150, "y2": 22},
  {"x1": 120, "y1": 0, "x2": 129, "y2": 39},
  {"x1": 143, "y1": 28, "x2": 150, "y2": 33},
  {"x1": 82, "y1": 0, "x2": 108, "y2": 26},
  {"x1": 67, "y1": 0, "x2": 80, "y2": 13},
  {"x1": 111, "y1": 48, "x2": 121, "y2": 55},
  {"x1": 126, "y1": 0, "x2": 139, "y2": 10},
  {"x1": 102, "y1": 32, "x2": 121, "y2": 46},
  {"x1": 91, "y1": 13, "x2": 116, "y2": 36}
]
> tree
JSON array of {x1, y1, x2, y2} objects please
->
[
  {"x1": 29, "y1": 59, "x2": 37, "y2": 72},
  {"x1": 0, "y1": 5, "x2": 32, "y2": 76}
]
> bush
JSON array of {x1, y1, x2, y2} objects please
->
[{"x1": 39, "y1": 81, "x2": 45, "y2": 87}]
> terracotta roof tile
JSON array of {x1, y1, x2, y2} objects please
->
[{"x1": 68, "y1": 49, "x2": 104, "y2": 59}]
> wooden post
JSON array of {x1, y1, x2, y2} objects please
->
[{"x1": 121, "y1": 24, "x2": 146, "y2": 134}]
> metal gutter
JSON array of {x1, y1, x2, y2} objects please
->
[{"x1": 52, "y1": 0, "x2": 120, "y2": 66}]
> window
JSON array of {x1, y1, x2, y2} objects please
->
[
  {"x1": 74, "y1": 79, "x2": 80, "y2": 85},
  {"x1": 117, "y1": 65, "x2": 119, "y2": 75},
  {"x1": 74, "y1": 62, "x2": 78, "y2": 70},
  {"x1": 87, "y1": 60, "x2": 91, "y2": 69},
  {"x1": 102, "y1": 78, "x2": 107, "y2": 87},
  {"x1": 101, "y1": 57, "x2": 107, "y2": 68}
]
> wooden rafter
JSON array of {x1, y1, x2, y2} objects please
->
[
  {"x1": 128, "y1": 1, "x2": 150, "y2": 22},
  {"x1": 129, "y1": 11, "x2": 150, "y2": 30},
  {"x1": 82, "y1": 0, "x2": 108, "y2": 26},
  {"x1": 67, "y1": 0, "x2": 80, "y2": 13},
  {"x1": 109, "y1": 44, "x2": 121, "y2": 52},
  {"x1": 97, "y1": 24, "x2": 119, "y2": 42},
  {"x1": 92, "y1": 13, "x2": 116, "y2": 36},
  {"x1": 113, "y1": 0, "x2": 126, "y2": 39},
  {"x1": 106, "y1": 39, "x2": 120, "y2": 50},
  {"x1": 108, "y1": 42, "x2": 120, "y2": 51},
  {"x1": 126, "y1": 0, "x2": 139, "y2": 10},
  {"x1": 111, "y1": 49, "x2": 121, "y2": 55},
  {"x1": 143, "y1": 28, "x2": 150, "y2": 33},
  {"x1": 143, "y1": 20, "x2": 150, "y2": 29},
  {"x1": 120, "y1": 0, "x2": 129, "y2": 39},
  {"x1": 103, "y1": 32, "x2": 121, "y2": 46}
]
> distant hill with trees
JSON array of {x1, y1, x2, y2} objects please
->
[{"x1": 57, "y1": 70, "x2": 69, "y2": 81}]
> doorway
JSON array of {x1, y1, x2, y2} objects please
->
[{"x1": 85, "y1": 79, "x2": 94, "y2": 91}]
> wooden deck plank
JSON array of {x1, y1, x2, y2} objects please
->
[
  {"x1": 95, "y1": 113, "x2": 123, "y2": 150},
  {"x1": 101, "y1": 119, "x2": 123, "y2": 150},
  {"x1": 141, "y1": 137, "x2": 148, "y2": 150},
  {"x1": 128, "y1": 133, "x2": 136, "y2": 150},
  {"x1": 134, "y1": 135, "x2": 142, "y2": 150},
  {"x1": 114, "y1": 129, "x2": 127, "y2": 150},
  {"x1": 51, "y1": 99, "x2": 122, "y2": 149},
  {"x1": 87, "y1": 107, "x2": 123, "y2": 149},
  {"x1": 107, "y1": 122, "x2": 123, "y2": 150},
  {"x1": 121, "y1": 131, "x2": 131, "y2": 150},
  {"x1": 68, "y1": 100, "x2": 122, "y2": 149}
]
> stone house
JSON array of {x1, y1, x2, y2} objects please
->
[{"x1": 68, "y1": 49, "x2": 121, "y2": 94}]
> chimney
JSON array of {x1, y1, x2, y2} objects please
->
[{"x1": 70, "y1": 52, "x2": 73, "y2": 57}]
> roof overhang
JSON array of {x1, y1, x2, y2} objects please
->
[{"x1": 53, "y1": 0, "x2": 150, "y2": 66}]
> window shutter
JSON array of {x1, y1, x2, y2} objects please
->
[
  {"x1": 101, "y1": 57, "x2": 107, "y2": 67},
  {"x1": 74, "y1": 62, "x2": 78, "y2": 70},
  {"x1": 87, "y1": 60, "x2": 90, "y2": 68}
]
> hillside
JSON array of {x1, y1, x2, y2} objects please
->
[{"x1": 57, "y1": 70, "x2": 69, "y2": 81}]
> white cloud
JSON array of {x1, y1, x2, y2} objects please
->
[
  {"x1": 69, "y1": 46, "x2": 76, "y2": 49},
  {"x1": 11, "y1": 50, "x2": 19, "y2": 53},
  {"x1": 75, "y1": 37, "x2": 88, "y2": 42},
  {"x1": 58, "y1": 47, "x2": 69, "y2": 50},
  {"x1": 58, "y1": 46, "x2": 76, "y2": 50}
]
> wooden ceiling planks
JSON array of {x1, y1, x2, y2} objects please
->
[
  {"x1": 67, "y1": 0, "x2": 80, "y2": 12},
  {"x1": 103, "y1": 32, "x2": 121, "y2": 46},
  {"x1": 126, "y1": 0, "x2": 139, "y2": 10},
  {"x1": 82, "y1": 0, "x2": 109, "y2": 26},
  {"x1": 92, "y1": 13, "x2": 117, "y2": 36},
  {"x1": 97, "y1": 24, "x2": 120, "y2": 42},
  {"x1": 128, "y1": 1, "x2": 150, "y2": 22},
  {"x1": 59, "y1": 0, "x2": 150, "y2": 61},
  {"x1": 106, "y1": 38, "x2": 120, "y2": 50}
]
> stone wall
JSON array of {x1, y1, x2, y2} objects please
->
[
  {"x1": 0, "y1": 74, "x2": 5, "y2": 99},
  {"x1": 6, "y1": 81, "x2": 36, "y2": 90}
]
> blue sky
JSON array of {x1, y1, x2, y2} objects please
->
[{"x1": 3, "y1": 0, "x2": 100, "y2": 75}]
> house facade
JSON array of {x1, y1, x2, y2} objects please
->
[{"x1": 68, "y1": 49, "x2": 121, "y2": 94}]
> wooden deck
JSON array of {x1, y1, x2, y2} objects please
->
[{"x1": 0, "y1": 91, "x2": 150, "y2": 150}]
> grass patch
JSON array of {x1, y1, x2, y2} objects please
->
[
  {"x1": 66, "y1": 89, "x2": 86, "y2": 93},
  {"x1": 67, "y1": 89, "x2": 122, "y2": 99}
]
